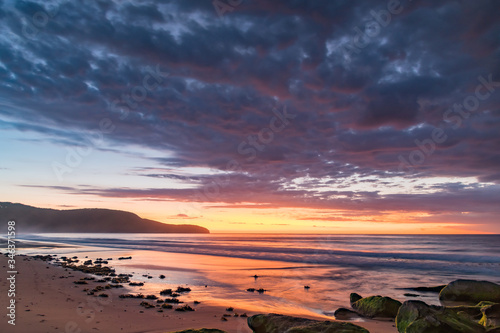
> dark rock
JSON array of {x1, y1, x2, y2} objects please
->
[
  {"x1": 396, "y1": 300, "x2": 486, "y2": 333},
  {"x1": 73, "y1": 280, "x2": 87, "y2": 285},
  {"x1": 446, "y1": 302, "x2": 496, "y2": 321},
  {"x1": 176, "y1": 286, "x2": 192, "y2": 293},
  {"x1": 486, "y1": 328, "x2": 500, "y2": 333},
  {"x1": 404, "y1": 293, "x2": 420, "y2": 297},
  {"x1": 173, "y1": 328, "x2": 227, "y2": 333},
  {"x1": 334, "y1": 308, "x2": 361, "y2": 320},
  {"x1": 62, "y1": 263, "x2": 114, "y2": 276},
  {"x1": 440, "y1": 280, "x2": 500, "y2": 304},
  {"x1": 111, "y1": 277, "x2": 129, "y2": 284},
  {"x1": 351, "y1": 295, "x2": 402, "y2": 319},
  {"x1": 350, "y1": 293, "x2": 363, "y2": 306},
  {"x1": 407, "y1": 285, "x2": 447, "y2": 293},
  {"x1": 129, "y1": 282, "x2": 144, "y2": 286},
  {"x1": 480, "y1": 303, "x2": 500, "y2": 329},
  {"x1": 164, "y1": 298, "x2": 182, "y2": 304},
  {"x1": 139, "y1": 301, "x2": 155, "y2": 309},
  {"x1": 119, "y1": 294, "x2": 144, "y2": 299},
  {"x1": 175, "y1": 305, "x2": 195, "y2": 312},
  {"x1": 247, "y1": 314, "x2": 369, "y2": 333},
  {"x1": 160, "y1": 289, "x2": 173, "y2": 295}
]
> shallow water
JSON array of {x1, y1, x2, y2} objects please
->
[{"x1": 15, "y1": 233, "x2": 500, "y2": 318}]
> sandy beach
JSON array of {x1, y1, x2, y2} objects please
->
[{"x1": 0, "y1": 251, "x2": 397, "y2": 333}]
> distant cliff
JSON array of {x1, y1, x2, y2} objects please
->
[{"x1": 0, "y1": 202, "x2": 209, "y2": 233}]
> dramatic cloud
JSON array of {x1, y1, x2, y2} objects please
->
[{"x1": 1, "y1": 0, "x2": 499, "y2": 231}]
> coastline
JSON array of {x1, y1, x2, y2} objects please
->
[{"x1": 0, "y1": 248, "x2": 397, "y2": 333}]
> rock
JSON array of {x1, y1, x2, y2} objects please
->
[
  {"x1": 176, "y1": 286, "x2": 191, "y2": 293},
  {"x1": 486, "y1": 328, "x2": 500, "y2": 333},
  {"x1": 446, "y1": 302, "x2": 497, "y2": 321},
  {"x1": 172, "y1": 328, "x2": 227, "y2": 333},
  {"x1": 247, "y1": 314, "x2": 369, "y2": 333},
  {"x1": 351, "y1": 295, "x2": 402, "y2": 319},
  {"x1": 479, "y1": 303, "x2": 500, "y2": 329},
  {"x1": 334, "y1": 308, "x2": 361, "y2": 320},
  {"x1": 160, "y1": 288, "x2": 173, "y2": 295},
  {"x1": 285, "y1": 322, "x2": 370, "y2": 333},
  {"x1": 439, "y1": 280, "x2": 500, "y2": 304},
  {"x1": 139, "y1": 301, "x2": 155, "y2": 309},
  {"x1": 350, "y1": 293, "x2": 363, "y2": 306},
  {"x1": 407, "y1": 286, "x2": 447, "y2": 293},
  {"x1": 396, "y1": 300, "x2": 486, "y2": 333},
  {"x1": 175, "y1": 305, "x2": 195, "y2": 312}
]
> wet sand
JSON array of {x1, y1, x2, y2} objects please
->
[{"x1": 0, "y1": 253, "x2": 397, "y2": 333}]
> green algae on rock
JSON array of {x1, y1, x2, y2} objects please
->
[
  {"x1": 396, "y1": 300, "x2": 486, "y2": 333},
  {"x1": 351, "y1": 295, "x2": 402, "y2": 319},
  {"x1": 247, "y1": 314, "x2": 369, "y2": 333},
  {"x1": 479, "y1": 303, "x2": 500, "y2": 329},
  {"x1": 350, "y1": 293, "x2": 363, "y2": 306},
  {"x1": 168, "y1": 330, "x2": 228, "y2": 333},
  {"x1": 439, "y1": 280, "x2": 500, "y2": 305}
]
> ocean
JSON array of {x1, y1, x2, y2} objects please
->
[{"x1": 16, "y1": 233, "x2": 500, "y2": 318}]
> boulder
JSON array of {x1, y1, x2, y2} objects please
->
[
  {"x1": 350, "y1": 293, "x2": 363, "y2": 306},
  {"x1": 439, "y1": 280, "x2": 500, "y2": 304},
  {"x1": 447, "y1": 302, "x2": 498, "y2": 321},
  {"x1": 334, "y1": 308, "x2": 361, "y2": 320},
  {"x1": 479, "y1": 303, "x2": 500, "y2": 329},
  {"x1": 172, "y1": 328, "x2": 227, "y2": 333},
  {"x1": 351, "y1": 295, "x2": 402, "y2": 319},
  {"x1": 396, "y1": 300, "x2": 486, "y2": 333},
  {"x1": 407, "y1": 286, "x2": 447, "y2": 293},
  {"x1": 247, "y1": 314, "x2": 369, "y2": 333},
  {"x1": 486, "y1": 328, "x2": 500, "y2": 333}
]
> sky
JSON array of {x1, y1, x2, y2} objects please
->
[{"x1": 1, "y1": 0, "x2": 500, "y2": 234}]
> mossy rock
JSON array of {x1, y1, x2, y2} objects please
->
[
  {"x1": 286, "y1": 321, "x2": 370, "y2": 333},
  {"x1": 172, "y1": 328, "x2": 227, "y2": 333},
  {"x1": 485, "y1": 327, "x2": 500, "y2": 333},
  {"x1": 334, "y1": 307, "x2": 361, "y2": 320},
  {"x1": 479, "y1": 304, "x2": 500, "y2": 328},
  {"x1": 439, "y1": 280, "x2": 500, "y2": 305},
  {"x1": 351, "y1": 295, "x2": 402, "y2": 319},
  {"x1": 350, "y1": 293, "x2": 363, "y2": 306},
  {"x1": 447, "y1": 302, "x2": 498, "y2": 321},
  {"x1": 396, "y1": 300, "x2": 486, "y2": 333},
  {"x1": 247, "y1": 314, "x2": 368, "y2": 333}
]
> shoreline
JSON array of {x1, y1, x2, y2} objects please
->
[{"x1": 0, "y1": 248, "x2": 397, "y2": 333}]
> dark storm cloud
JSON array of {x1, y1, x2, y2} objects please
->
[{"x1": 1, "y1": 0, "x2": 500, "y2": 220}]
